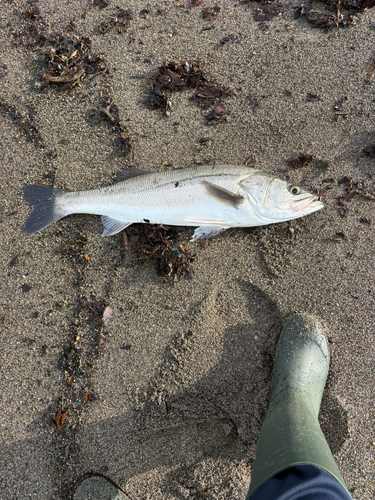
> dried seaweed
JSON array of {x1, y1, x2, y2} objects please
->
[
  {"x1": 115, "y1": 135, "x2": 132, "y2": 156},
  {"x1": 206, "y1": 104, "x2": 228, "y2": 124},
  {"x1": 0, "y1": 99, "x2": 44, "y2": 146},
  {"x1": 11, "y1": 7, "x2": 47, "y2": 47},
  {"x1": 93, "y1": 0, "x2": 110, "y2": 9},
  {"x1": 53, "y1": 408, "x2": 68, "y2": 430},
  {"x1": 141, "y1": 60, "x2": 232, "y2": 116},
  {"x1": 196, "y1": 87, "x2": 223, "y2": 99},
  {"x1": 299, "y1": 0, "x2": 375, "y2": 30},
  {"x1": 337, "y1": 175, "x2": 375, "y2": 213},
  {"x1": 98, "y1": 8, "x2": 132, "y2": 34},
  {"x1": 95, "y1": 97, "x2": 132, "y2": 157},
  {"x1": 126, "y1": 225, "x2": 195, "y2": 280},
  {"x1": 287, "y1": 154, "x2": 313, "y2": 169},
  {"x1": 244, "y1": 0, "x2": 372, "y2": 29},
  {"x1": 41, "y1": 35, "x2": 106, "y2": 90},
  {"x1": 304, "y1": 8, "x2": 336, "y2": 28},
  {"x1": 254, "y1": 1, "x2": 287, "y2": 22},
  {"x1": 58, "y1": 228, "x2": 89, "y2": 264}
]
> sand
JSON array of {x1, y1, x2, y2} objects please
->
[{"x1": 0, "y1": 0, "x2": 374, "y2": 498}]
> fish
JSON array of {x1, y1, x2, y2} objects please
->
[{"x1": 23, "y1": 164, "x2": 324, "y2": 241}]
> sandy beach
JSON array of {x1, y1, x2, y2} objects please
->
[{"x1": 0, "y1": 1, "x2": 374, "y2": 498}]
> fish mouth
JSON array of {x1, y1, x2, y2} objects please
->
[{"x1": 291, "y1": 195, "x2": 324, "y2": 213}]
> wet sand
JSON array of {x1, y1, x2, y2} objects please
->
[{"x1": 0, "y1": 1, "x2": 374, "y2": 499}]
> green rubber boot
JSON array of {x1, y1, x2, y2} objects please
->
[
  {"x1": 74, "y1": 476, "x2": 130, "y2": 500},
  {"x1": 246, "y1": 314, "x2": 351, "y2": 499}
]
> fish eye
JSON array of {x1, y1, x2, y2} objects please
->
[{"x1": 289, "y1": 185, "x2": 300, "y2": 195}]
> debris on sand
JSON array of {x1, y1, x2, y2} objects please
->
[
  {"x1": 97, "y1": 305, "x2": 113, "y2": 350},
  {"x1": 303, "y1": 8, "x2": 337, "y2": 29},
  {"x1": 53, "y1": 408, "x2": 68, "y2": 430},
  {"x1": 359, "y1": 216, "x2": 371, "y2": 224},
  {"x1": 14, "y1": 7, "x2": 107, "y2": 91},
  {"x1": 206, "y1": 104, "x2": 228, "y2": 125},
  {"x1": 0, "y1": 99, "x2": 44, "y2": 147},
  {"x1": 366, "y1": 58, "x2": 375, "y2": 81},
  {"x1": 196, "y1": 87, "x2": 224, "y2": 99},
  {"x1": 11, "y1": 7, "x2": 47, "y2": 47},
  {"x1": 352, "y1": 189, "x2": 375, "y2": 201},
  {"x1": 306, "y1": 92, "x2": 322, "y2": 101},
  {"x1": 243, "y1": 94, "x2": 260, "y2": 114},
  {"x1": 311, "y1": 187, "x2": 327, "y2": 201},
  {"x1": 363, "y1": 145, "x2": 375, "y2": 158},
  {"x1": 125, "y1": 225, "x2": 195, "y2": 280},
  {"x1": 244, "y1": 155, "x2": 256, "y2": 166},
  {"x1": 202, "y1": 6, "x2": 221, "y2": 21},
  {"x1": 95, "y1": 97, "x2": 132, "y2": 157},
  {"x1": 97, "y1": 102, "x2": 120, "y2": 123},
  {"x1": 93, "y1": 0, "x2": 110, "y2": 9},
  {"x1": 98, "y1": 8, "x2": 132, "y2": 34},
  {"x1": 333, "y1": 97, "x2": 350, "y2": 120},
  {"x1": 254, "y1": 1, "x2": 287, "y2": 23},
  {"x1": 240, "y1": 0, "x2": 286, "y2": 23},
  {"x1": 337, "y1": 175, "x2": 375, "y2": 216},
  {"x1": 140, "y1": 59, "x2": 232, "y2": 118},
  {"x1": 58, "y1": 228, "x2": 89, "y2": 265},
  {"x1": 286, "y1": 154, "x2": 313, "y2": 169},
  {"x1": 332, "y1": 231, "x2": 347, "y2": 241},
  {"x1": 115, "y1": 134, "x2": 132, "y2": 156},
  {"x1": 295, "y1": 0, "x2": 375, "y2": 30},
  {"x1": 41, "y1": 35, "x2": 105, "y2": 91},
  {"x1": 84, "y1": 389, "x2": 93, "y2": 402},
  {"x1": 102, "y1": 306, "x2": 113, "y2": 328}
]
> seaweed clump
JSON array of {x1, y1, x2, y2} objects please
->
[
  {"x1": 140, "y1": 59, "x2": 232, "y2": 117},
  {"x1": 126, "y1": 225, "x2": 195, "y2": 280}
]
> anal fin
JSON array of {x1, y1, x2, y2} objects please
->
[
  {"x1": 190, "y1": 226, "x2": 226, "y2": 242},
  {"x1": 101, "y1": 216, "x2": 131, "y2": 236}
]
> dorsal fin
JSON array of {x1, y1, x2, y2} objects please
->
[
  {"x1": 202, "y1": 181, "x2": 245, "y2": 208},
  {"x1": 116, "y1": 168, "x2": 149, "y2": 183}
]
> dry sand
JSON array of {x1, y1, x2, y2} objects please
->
[{"x1": 0, "y1": 0, "x2": 374, "y2": 499}]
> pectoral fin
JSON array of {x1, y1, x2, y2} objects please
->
[
  {"x1": 190, "y1": 226, "x2": 227, "y2": 242},
  {"x1": 202, "y1": 181, "x2": 245, "y2": 208},
  {"x1": 101, "y1": 216, "x2": 131, "y2": 236}
]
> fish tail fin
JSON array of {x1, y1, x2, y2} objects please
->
[{"x1": 23, "y1": 184, "x2": 69, "y2": 234}]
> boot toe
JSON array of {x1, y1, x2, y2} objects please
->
[
  {"x1": 74, "y1": 476, "x2": 130, "y2": 500},
  {"x1": 270, "y1": 313, "x2": 330, "y2": 414}
]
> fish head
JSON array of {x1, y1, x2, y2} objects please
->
[{"x1": 241, "y1": 173, "x2": 324, "y2": 223}]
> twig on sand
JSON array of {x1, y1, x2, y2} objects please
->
[
  {"x1": 44, "y1": 68, "x2": 85, "y2": 84},
  {"x1": 97, "y1": 104, "x2": 116, "y2": 121}
]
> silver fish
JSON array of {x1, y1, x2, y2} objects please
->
[{"x1": 23, "y1": 164, "x2": 324, "y2": 241}]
